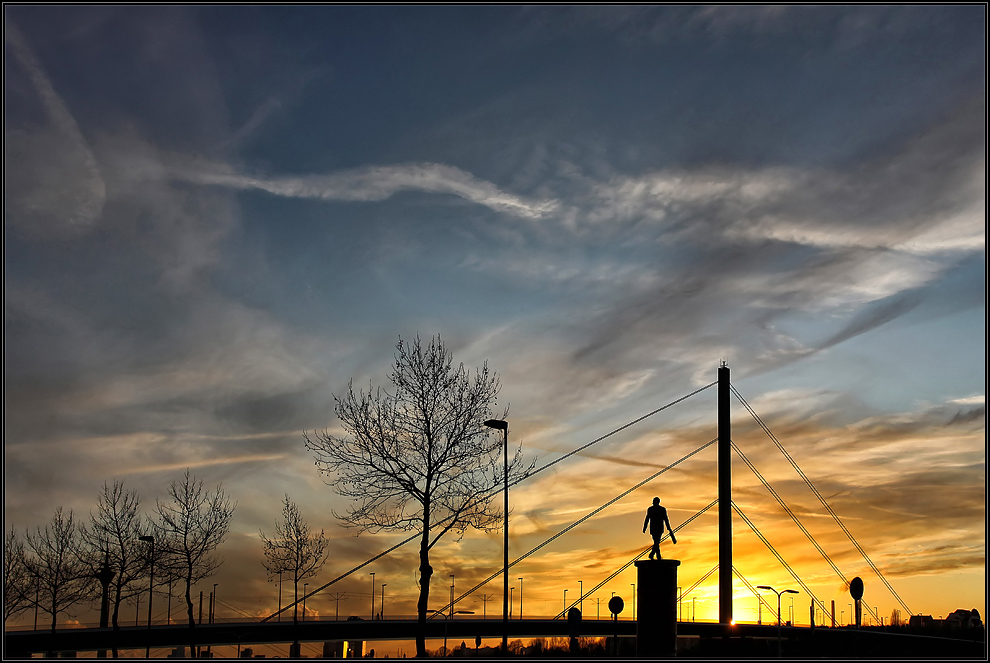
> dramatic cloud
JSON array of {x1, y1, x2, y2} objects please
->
[{"x1": 4, "y1": 6, "x2": 983, "y2": 643}]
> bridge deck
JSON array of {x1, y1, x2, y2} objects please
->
[{"x1": 5, "y1": 619, "x2": 984, "y2": 657}]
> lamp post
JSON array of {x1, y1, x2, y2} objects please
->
[
  {"x1": 483, "y1": 417, "x2": 509, "y2": 653},
  {"x1": 138, "y1": 535, "x2": 154, "y2": 659},
  {"x1": 757, "y1": 585, "x2": 798, "y2": 657},
  {"x1": 370, "y1": 573, "x2": 375, "y2": 620},
  {"x1": 630, "y1": 583, "x2": 635, "y2": 621},
  {"x1": 518, "y1": 578, "x2": 523, "y2": 620},
  {"x1": 430, "y1": 610, "x2": 474, "y2": 656},
  {"x1": 579, "y1": 581, "x2": 583, "y2": 617},
  {"x1": 277, "y1": 571, "x2": 283, "y2": 622},
  {"x1": 510, "y1": 588, "x2": 514, "y2": 619},
  {"x1": 563, "y1": 589, "x2": 568, "y2": 613},
  {"x1": 381, "y1": 584, "x2": 387, "y2": 620},
  {"x1": 450, "y1": 575, "x2": 455, "y2": 621},
  {"x1": 33, "y1": 573, "x2": 41, "y2": 630},
  {"x1": 212, "y1": 583, "x2": 218, "y2": 623},
  {"x1": 95, "y1": 556, "x2": 115, "y2": 659},
  {"x1": 303, "y1": 584, "x2": 308, "y2": 623}
]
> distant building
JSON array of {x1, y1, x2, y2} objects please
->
[
  {"x1": 944, "y1": 609, "x2": 983, "y2": 629},
  {"x1": 909, "y1": 614, "x2": 935, "y2": 628}
]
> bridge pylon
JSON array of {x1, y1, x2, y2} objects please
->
[{"x1": 718, "y1": 362, "x2": 732, "y2": 625}]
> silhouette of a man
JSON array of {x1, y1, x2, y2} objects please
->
[{"x1": 643, "y1": 497, "x2": 676, "y2": 559}]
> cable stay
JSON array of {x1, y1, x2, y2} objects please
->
[
  {"x1": 732, "y1": 501, "x2": 830, "y2": 617},
  {"x1": 531, "y1": 381, "x2": 717, "y2": 478},
  {"x1": 553, "y1": 500, "x2": 718, "y2": 620},
  {"x1": 731, "y1": 385, "x2": 913, "y2": 617},
  {"x1": 731, "y1": 440, "x2": 879, "y2": 624},
  {"x1": 432, "y1": 439, "x2": 718, "y2": 619},
  {"x1": 733, "y1": 567, "x2": 781, "y2": 620},
  {"x1": 262, "y1": 383, "x2": 715, "y2": 622},
  {"x1": 678, "y1": 563, "x2": 719, "y2": 604}
]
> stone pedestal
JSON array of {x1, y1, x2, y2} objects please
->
[{"x1": 635, "y1": 559, "x2": 680, "y2": 657}]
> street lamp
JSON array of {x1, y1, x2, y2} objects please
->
[
  {"x1": 430, "y1": 609, "x2": 475, "y2": 656},
  {"x1": 303, "y1": 584, "x2": 308, "y2": 623},
  {"x1": 450, "y1": 574, "x2": 455, "y2": 621},
  {"x1": 370, "y1": 573, "x2": 375, "y2": 620},
  {"x1": 630, "y1": 583, "x2": 635, "y2": 621},
  {"x1": 579, "y1": 581, "x2": 583, "y2": 617},
  {"x1": 757, "y1": 586, "x2": 798, "y2": 657},
  {"x1": 518, "y1": 578, "x2": 523, "y2": 620},
  {"x1": 483, "y1": 417, "x2": 509, "y2": 653},
  {"x1": 563, "y1": 589, "x2": 568, "y2": 613},
  {"x1": 510, "y1": 587, "x2": 514, "y2": 619},
  {"x1": 139, "y1": 535, "x2": 155, "y2": 659},
  {"x1": 381, "y1": 584, "x2": 387, "y2": 620},
  {"x1": 212, "y1": 583, "x2": 218, "y2": 624}
]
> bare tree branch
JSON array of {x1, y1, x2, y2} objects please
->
[
  {"x1": 4, "y1": 527, "x2": 31, "y2": 623},
  {"x1": 23, "y1": 507, "x2": 92, "y2": 636},
  {"x1": 304, "y1": 334, "x2": 534, "y2": 657},
  {"x1": 260, "y1": 495, "x2": 331, "y2": 628},
  {"x1": 152, "y1": 469, "x2": 235, "y2": 655}
]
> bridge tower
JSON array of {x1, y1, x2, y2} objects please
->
[{"x1": 718, "y1": 362, "x2": 732, "y2": 625}]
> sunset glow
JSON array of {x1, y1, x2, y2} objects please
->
[{"x1": 4, "y1": 6, "x2": 984, "y2": 657}]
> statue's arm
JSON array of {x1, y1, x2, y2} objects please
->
[{"x1": 643, "y1": 512, "x2": 650, "y2": 532}]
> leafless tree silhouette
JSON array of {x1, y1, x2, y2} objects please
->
[
  {"x1": 4, "y1": 527, "x2": 31, "y2": 624},
  {"x1": 260, "y1": 495, "x2": 330, "y2": 626},
  {"x1": 23, "y1": 507, "x2": 92, "y2": 635},
  {"x1": 305, "y1": 335, "x2": 533, "y2": 657},
  {"x1": 79, "y1": 480, "x2": 156, "y2": 657},
  {"x1": 153, "y1": 469, "x2": 235, "y2": 651}
]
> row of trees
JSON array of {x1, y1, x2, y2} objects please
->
[
  {"x1": 4, "y1": 471, "x2": 234, "y2": 657},
  {"x1": 7, "y1": 334, "x2": 528, "y2": 661}
]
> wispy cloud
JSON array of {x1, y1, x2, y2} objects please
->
[
  {"x1": 3, "y1": 20, "x2": 105, "y2": 231},
  {"x1": 169, "y1": 159, "x2": 560, "y2": 220}
]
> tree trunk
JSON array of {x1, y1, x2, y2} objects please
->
[
  {"x1": 415, "y1": 515, "x2": 433, "y2": 658},
  {"x1": 184, "y1": 569, "x2": 197, "y2": 657},
  {"x1": 111, "y1": 586, "x2": 121, "y2": 658}
]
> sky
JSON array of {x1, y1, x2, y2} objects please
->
[{"x1": 3, "y1": 5, "x2": 985, "y2": 654}]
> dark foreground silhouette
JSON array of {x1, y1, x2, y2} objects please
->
[{"x1": 643, "y1": 497, "x2": 676, "y2": 559}]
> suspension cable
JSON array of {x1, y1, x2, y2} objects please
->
[
  {"x1": 553, "y1": 500, "x2": 718, "y2": 619},
  {"x1": 731, "y1": 441, "x2": 879, "y2": 623},
  {"x1": 264, "y1": 383, "x2": 716, "y2": 622},
  {"x1": 432, "y1": 440, "x2": 717, "y2": 619},
  {"x1": 731, "y1": 385, "x2": 912, "y2": 616},
  {"x1": 679, "y1": 563, "x2": 719, "y2": 601},
  {"x1": 733, "y1": 567, "x2": 779, "y2": 620},
  {"x1": 732, "y1": 502, "x2": 830, "y2": 617},
  {"x1": 531, "y1": 381, "x2": 716, "y2": 478}
]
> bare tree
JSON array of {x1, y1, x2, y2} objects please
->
[
  {"x1": 153, "y1": 469, "x2": 235, "y2": 645},
  {"x1": 23, "y1": 507, "x2": 92, "y2": 634},
  {"x1": 78, "y1": 480, "x2": 152, "y2": 657},
  {"x1": 4, "y1": 527, "x2": 31, "y2": 623},
  {"x1": 305, "y1": 335, "x2": 533, "y2": 657},
  {"x1": 260, "y1": 495, "x2": 330, "y2": 626}
]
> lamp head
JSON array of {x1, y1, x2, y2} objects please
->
[
  {"x1": 757, "y1": 586, "x2": 773, "y2": 590},
  {"x1": 484, "y1": 419, "x2": 507, "y2": 430},
  {"x1": 139, "y1": 535, "x2": 154, "y2": 543}
]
